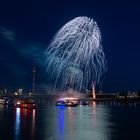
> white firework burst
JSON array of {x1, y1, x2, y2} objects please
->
[{"x1": 45, "y1": 16, "x2": 106, "y2": 92}]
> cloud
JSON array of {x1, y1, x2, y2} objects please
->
[
  {"x1": 0, "y1": 26, "x2": 45, "y2": 67},
  {"x1": 19, "y1": 45, "x2": 45, "y2": 66},
  {"x1": 0, "y1": 26, "x2": 16, "y2": 42}
]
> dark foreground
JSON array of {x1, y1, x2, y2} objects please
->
[{"x1": 0, "y1": 102, "x2": 140, "y2": 140}]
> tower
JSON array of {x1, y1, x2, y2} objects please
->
[
  {"x1": 92, "y1": 81, "x2": 96, "y2": 99},
  {"x1": 32, "y1": 64, "x2": 36, "y2": 95}
]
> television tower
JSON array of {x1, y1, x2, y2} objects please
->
[{"x1": 32, "y1": 64, "x2": 36, "y2": 95}]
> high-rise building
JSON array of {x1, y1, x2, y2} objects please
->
[{"x1": 18, "y1": 88, "x2": 23, "y2": 95}]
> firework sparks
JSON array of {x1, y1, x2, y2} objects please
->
[{"x1": 45, "y1": 16, "x2": 106, "y2": 92}]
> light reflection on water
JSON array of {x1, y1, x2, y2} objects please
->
[
  {"x1": 14, "y1": 108, "x2": 36, "y2": 140},
  {"x1": 92, "y1": 101, "x2": 96, "y2": 126},
  {"x1": 57, "y1": 106, "x2": 65, "y2": 140},
  {"x1": 55, "y1": 103, "x2": 110, "y2": 140},
  {"x1": 32, "y1": 109, "x2": 36, "y2": 136},
  {"x1": 0, "y1": 103, "x2": 140, "y2": 140},
  {"x1": 15, "y1": 108, "x2": 20, "y2": 140}
]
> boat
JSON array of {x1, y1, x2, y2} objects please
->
[
  {"x1": 0, "y1": 99, "x2": 6, "y2": 105},
  {"x1": 14, "y1": 99, "x2": 37, "y2": 109},
  {"x1": 0, "y1": 97, "x2": 12, "y2": 105},
  {"x1": 80, "y1": 99, "x2": 89, "y2": 106},
  {"x1": 55, "y1": 100, "x2": 66, "y2": 106},
  {"x1": 65, "y1": 101, "x2": 78, "y2": 107},
  {"x1": 55, "y1": 100, "x2": 78, "y2": 107}
]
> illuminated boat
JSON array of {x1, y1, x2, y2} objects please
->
[
  {"x1": 55, "y1": 100, "x2": 66, "y2": 106},
  {"x1": 55, "y1": 100, "x2": 78, "y2": 107},
  {"x1": 0, "y1": 97, "x2": 12, "y2": 105},
  {"x1": 14, "y1": 99, "x2": 37, "y2": 109},
  {"x1": 65, "y1": 101, "x2": 78, "y2": 107},
  {"x1": 80, "y1": 99, "x2": 89, "y2": 106},
  {"x1": 0, "y1": 99, "x2": 7, "y2": 105}
]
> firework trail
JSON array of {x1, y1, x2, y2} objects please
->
[{"x1": 45, "y1": 16, "x2": 106, "y2": 93}]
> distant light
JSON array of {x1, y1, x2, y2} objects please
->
[{"x1": 16, "y1": 102, "x2": 20, "y2": 105}]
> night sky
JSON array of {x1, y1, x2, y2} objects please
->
[{"x1": 0, "y1": 0, "x2": 140, "y2": 93}]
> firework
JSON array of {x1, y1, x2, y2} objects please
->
[{"x1": 45, "y1": 16, "x2": 106, "y2": 92}]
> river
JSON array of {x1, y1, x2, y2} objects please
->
[{"x1": 0, "y1": 102, "x2": 140, "y2": 140}]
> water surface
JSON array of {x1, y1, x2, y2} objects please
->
[{"x1": 0, "y1": 103, "x2": 140, "y2": 140}]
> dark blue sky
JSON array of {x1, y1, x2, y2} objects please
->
[{"x1": 0, "y1": 0, "x2": 140, "y2": 92}]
